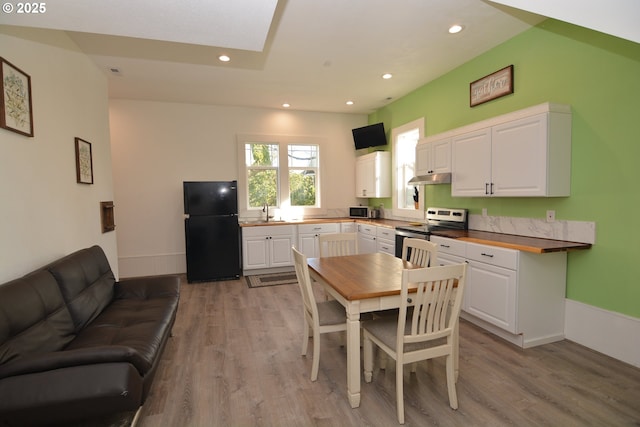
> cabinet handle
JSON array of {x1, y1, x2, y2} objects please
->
[
  {"x1": 490, "y1": 183, "x2": 494, "y2": 195},
  {"x1": 481, "y1": 252, "x2": 494, "y2": 258},
  {"x1": 440, "y1": 244, "x2": 450, "y2": 248},
  {"x1": 485, "y1": 183, "x2": 489, "y2": 195}
]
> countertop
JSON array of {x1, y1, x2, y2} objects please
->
[
  {"x1": 430, "y1": 229, "x2": 591, "y2": 253},
  {"x1": 240, "y1": 217, "x2": 591, "y2": 254}
]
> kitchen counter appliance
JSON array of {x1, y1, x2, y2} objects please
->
[{"x1": 395, "y1": 207, "x2": 468, "y2": 257}]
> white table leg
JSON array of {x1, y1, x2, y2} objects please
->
[{"x1": 346, "y1": 301, "x2": 361, "y2": 408}]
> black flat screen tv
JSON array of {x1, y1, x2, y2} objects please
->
[{"x1": 352, "y1": 122, "x2": 387, "y2": 149}]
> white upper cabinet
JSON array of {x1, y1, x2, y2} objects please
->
[
  {"x1": 415, "y1": 136, "x2": 451, "y2": 175},
  {"x1": 451, "y1": 103, "x2": 571, "y2": 197},
  {"x1": 355, "y1": 151, "x2": 391, "y2": 198}
]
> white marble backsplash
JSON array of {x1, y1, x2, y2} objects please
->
[{"x1": 469, "y1": 214, "x2": 596, "y2": 244}]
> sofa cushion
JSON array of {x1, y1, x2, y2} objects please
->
[
  {"x1": 47, "y1": 246, "x2": 115, "y2": 332},
  {"x1": 0, "y1": 270, "x2": 75, "y2": 364},
  {"x1": 65, "y1": 290, "x2": 179, "y2": 376}
]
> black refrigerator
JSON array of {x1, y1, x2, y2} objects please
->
[{"x1": 183, "y1": 181, "x2": 241, "y2": 282}]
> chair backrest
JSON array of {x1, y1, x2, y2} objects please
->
[
  {"x1": 292, "y1": 246, "x2": 319, "y2": 326},
  {"x1": 319, "y1": 232, "x2": 358, "y2": 257},
  {"x1": 401, "y1": 238, "x2": 438, "y2": 267},
  {"x1": 397, "y1": 263, "x2": 467, "y2": 348}
]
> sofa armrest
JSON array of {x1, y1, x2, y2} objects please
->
[
  {"x1": 0, "y1": 346, "x2": 150, "y2": 380},
  {"x1": 0, "y1": 362, "x2": 142, "y2": 425},
  {"x1": 114, "y1": 274, "x2": 180, "y2": 300}
]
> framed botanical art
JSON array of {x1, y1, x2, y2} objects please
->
[
  {"x1": 0, "y1": 57, "x2": 34, "y2": 136},
  {"x1": 75, "y1": 137, "x2": 94, "y2": 184}
]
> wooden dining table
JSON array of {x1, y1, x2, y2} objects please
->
[{"x1": 306, "y1": 252, "x2": 423, "y2": 409}]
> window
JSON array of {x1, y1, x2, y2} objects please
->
[
  {"x1": 238, "y1": 134, "x2": 323, "y2": 218},
  {"x1": 245, "y1": 143, "x2": 279, "y2": 207},
  {"x1": 391, "y1": 118, "x2": 424, "y2": 219},
  {"x1": 288, "y1": 144, "x2": 318, "y2": 207}
]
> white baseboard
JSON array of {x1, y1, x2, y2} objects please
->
[
  {"x1": 565, "y1": 299, "x2": 640, "y2": 368},
  {"x1": 118, "y1": 253, "x2": 186, "y2": 278}
]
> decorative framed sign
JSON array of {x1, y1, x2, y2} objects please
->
[
  {"x1": 470, "y1": 65, "x2": 514, "y2": 107},
  {"x1": 75, "y1": 137, "x2": 94, "y2": 184},
  {"x1": 0, "y1": 57, "x2": 34, "y2": 136}
]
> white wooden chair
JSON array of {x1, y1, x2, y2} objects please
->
[
  {"x1": 401, "y1": 238, "x2": 438, "y2": 267},
  {"x1": 319, "y1": 232, "x2": 358, "y2": 257},
  {"x1": 292, "y1": 247, "x2": 347, "y2": 381},
  {"x1": 362, "y1": 263, "x2": 467, "y2": 424}
]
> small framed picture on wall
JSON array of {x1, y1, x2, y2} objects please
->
[
  {"x1": 75, "y1": 137, "x2": 94, "y2": 184},
  {"x1": 0, "y1": 57, "x2": 34, "y2": 137}
]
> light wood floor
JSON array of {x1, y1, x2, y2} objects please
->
[{"x1": 137, "y1": 276, "x2": 640, "y2": 426}]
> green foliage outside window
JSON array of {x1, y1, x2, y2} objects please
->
[
  {"x1": 245, "y1": 142, "x2": 319, "y2": 208},
  {"x1": 290, "y1": 171, "x2": 316, "y2": 206},
  {"x1": 247, "y1": 144, "x2": 278, "y2": 208}
]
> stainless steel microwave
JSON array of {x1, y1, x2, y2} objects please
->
[{"x1": 349, "y1": 206, "x2": 370, "y2": 218}]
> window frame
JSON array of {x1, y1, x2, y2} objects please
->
[
  {"x1": 237, "y1": 134, "x2": 326, "y2": 220},
  {"x1": 391, "y1": 118, "x2": 425, "y2": 220}
]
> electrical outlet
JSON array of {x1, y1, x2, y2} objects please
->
[
  {"x1": 546, "y1": 210, "x2": 555, "y2": 222},
  {"x1": 482, "y1": 208, "x2": 488, "y2": 217}
]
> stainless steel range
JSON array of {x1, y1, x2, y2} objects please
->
[{"x1": 394, "y1": 207, "x2": 468, "y2": 257}]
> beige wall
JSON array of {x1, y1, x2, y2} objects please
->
[
  {"x1": 109, "y1": 100, "x2": 366, "y2": 277},
  {"x1": 0, "y1": 27, "x2": 117, "y2": 282}
]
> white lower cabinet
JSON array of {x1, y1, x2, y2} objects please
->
[
  {"x1": 357, "y1": 223, "x2": 377, "y2": 254},
  {"x1": 297, "y1": 223, "x2": 340, "y2": 258},
  {"x1": 431, "y1": 235, "x2": 567, "y2": 348},
  {"x1": 242, "y1": 225, "x2": 296, "y2": 271},
  {"x1": 340, "y1": 222, "x2": 357, "y2": 233},
  {"x1": 376, "y1": 226, "x2": 395, "y2": 255}
]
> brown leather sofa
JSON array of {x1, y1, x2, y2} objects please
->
[{"x1": 0, "y1": 245, "x2": 180, "y2": 426}]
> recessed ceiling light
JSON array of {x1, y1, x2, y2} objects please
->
[
  {"x1": 448, "y1": 25, "x2": 463, "y2": 34},
  {"x1": 346, "y1": 101, "x2": 354, "y2": 105},
  {"x1": 282, "y1": 103, "x2": 290, "y2": 108},
  {"x1": 382, "y1": 73, "x2": 393, "y2": 79},
  {"x1": 218, "y1": 55, "x2": 231, "y2": 62}
]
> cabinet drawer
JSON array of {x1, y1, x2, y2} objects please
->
[
  {"x1": 242, "y1": 224, "x2": 296, "y2": 237},
  {"x1": 357, "y1": 224, "x2": 377, "y2": 236},
  {"x1": 376, "y1": 226, "x2": 395, "y2": 240},
  {"x1": 298, "y1": 223, "x2": 339, "y2": 234},
  {"x1": 430, "y1": 236, "x2": 466, "y2": 257},
  {"x1": 466, "y1": 242, "x2": 517, "y2": 269}
]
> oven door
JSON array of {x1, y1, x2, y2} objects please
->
[{"x1": 394, "y1": 229, "x2": 430, "y2": 258}]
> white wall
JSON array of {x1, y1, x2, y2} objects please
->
[
  {"x1": 109, "y1": 100, "x2": 366, "y2": 277},
  {"x1": 0, "y1": 26, "x2": 117, "y2": 282}
]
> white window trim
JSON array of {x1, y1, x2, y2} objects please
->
[
  {"x1": 237, "y1": 133, "x2": 326, "y2": 220},
  {"x1": 391, "y1": 118, "x2": 425, "y2": 220}
]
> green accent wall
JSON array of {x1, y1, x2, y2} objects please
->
[{"x1": 369, "y1": 19, "x2": 640, "y2": 318}]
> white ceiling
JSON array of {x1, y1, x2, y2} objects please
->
[{"x1": 1, "y1": 0, "x2": 635, "y2": 114}]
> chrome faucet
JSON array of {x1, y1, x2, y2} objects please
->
[{"x1": 262, "y1": 202, "x2": 269, "y2": 222}]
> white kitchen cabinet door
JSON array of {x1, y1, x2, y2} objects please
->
[
  {"x1": 451, "y1": 104, "x2": 571, "y2": 198},
  {"x1": 432, "y1": 137, "x2": 452, "y2": 173},
  {"x1": 451, "y1": 128, "x2": 491, "y2": 197},
  {"x1": 491, "y1": 113, "x2": 547, "y2": 197},
  {"x1": 357, "y1": 223, "x2": 377, "y2": 254},
  {"x1": 270, "y1": 234, "x2": 296, "y2": 267},
  {"x1": 415, "y1": 142, "x2": 431, "y2": 176},
  {"x1": 297, "y1": 223, "x2": 340, "y2": 258},
  {"x1": 466, "y1": 260, "x2": 517, "y2": 333},
  {"x1": 416, "y1": 137, "x2": 451, "y2": 175},
  {"x1": 491, "y1": 112, "x2": 571, "y2": 197},
  {"x1": 242, "y1": 225, "x2": 296, "y2": 270},
  {"x1": 243, "y1": 235, "x2": 269, "y2": 270},
  {"x1": 355, "y1": 151, "x2": 391, "y2": 198}
]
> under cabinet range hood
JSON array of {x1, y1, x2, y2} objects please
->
[{"x1": 408, "y1": 172, "x2": 452, "y2": 185}]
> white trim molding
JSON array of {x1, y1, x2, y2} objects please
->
[{"x1": 565, "y1": 299, "x2": 640, "y2": 368}]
